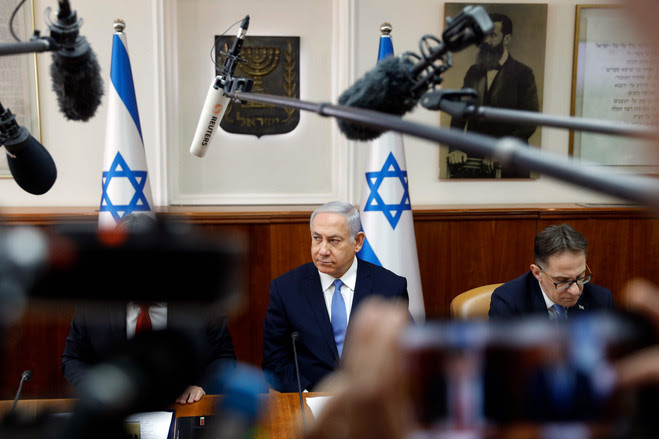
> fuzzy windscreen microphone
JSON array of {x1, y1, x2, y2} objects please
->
[
  {"x1": 0, "y1": 104, "x2": 57, "y2": 195},
  {"x1": 337, "y1": 55, "x2": 417, "y2": 141},
  {"x1": 48, "y1": 1, "x2": 104, "y2": 122},
  {"x1": 336, "y1": 6, "x2": 492, "y2": 141}
]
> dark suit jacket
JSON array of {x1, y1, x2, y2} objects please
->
[
  {"x1": 262, "y1": 259, "x2": 408, "y2": 392},
  {"x1": 61, "y1": 303, "x2": 236, "y2": 394},
  {"x1": 450, "y1": 55, "x2": 539, "y2": 178},
  {"x1": 488, "y1": 271, "x2": 615, "y2": 319}
]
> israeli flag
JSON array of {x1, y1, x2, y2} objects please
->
[
  {"x1": 99, "y1": 26, "x2": 154, "y2": 229},
  {"x1": 357, "y1": 25, "x2": 425, "y2": 321}
]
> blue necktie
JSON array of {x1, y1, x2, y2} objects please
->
[
  {"x1": 331, "y1": 278, "x2": 347, "y2": 358},
  {"x1": 553, "y1": 304, "x2": 567, "y2": 321}
]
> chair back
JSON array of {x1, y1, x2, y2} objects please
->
[{"x1": 450, "y1": 283, "x2": 503, "y2": 319}]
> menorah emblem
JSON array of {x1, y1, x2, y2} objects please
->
[
  {"x1": 215, "y1": 36, "x2": 300, "y2": 137},
  {"x1": 238, "y1": 47, "x2": 281, "y2": 98}
]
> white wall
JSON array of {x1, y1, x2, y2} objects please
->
[
  {"x1": 0, "y1": 0, "x2": 157, "y2": 207},
  {"x1": 0, "y1": 0, "x2": 635, "y2": 207}
]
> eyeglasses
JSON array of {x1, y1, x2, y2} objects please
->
[{"x1": 538, "y1": 264, "x2": 592, "y2": 290}]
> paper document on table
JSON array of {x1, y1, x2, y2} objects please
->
[
  {"x1": 305, "y1": 395, "x2": 332, "y2": 419},
  {"x1": 124, "y1": 410, "x2": 175, "y2": 439}
]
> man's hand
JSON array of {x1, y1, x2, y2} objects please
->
[
  {"x1": 481, "y1": 157, "x2": 495, "y2": 173},
  {"x1": 447, "y1": 150, "x2": 468, "y2": 165},
  {"x1": 176, "y1": 385, "x2": 206, "y2": 404},
  {"x1": 615, "y1": 279, "x2": 659, "y2": 388}
]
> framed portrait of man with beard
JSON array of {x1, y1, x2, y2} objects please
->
[{"x1": 439, "y1": 3, "x2": 547, "y2": 179}]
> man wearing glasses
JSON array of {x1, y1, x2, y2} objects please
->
[{"x1": 489, "y1": 223, "x2": 615, "y2": 319}]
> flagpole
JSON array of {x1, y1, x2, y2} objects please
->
[
  {"x1": 99, "y1": 19, "x2": 155, "y2": 229},
  {"x1": 356, "y1": 23, "x2": 426, "y2": 321}
]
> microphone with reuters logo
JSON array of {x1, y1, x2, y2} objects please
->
[
  {"x1": 189, "y1": 82, "x2": 230, "y2": 157},
  {"x1": 190, "y1": 15, "x2": 249, "y2": 158}
]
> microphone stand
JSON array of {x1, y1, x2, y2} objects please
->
[
  {"x1": 0, "y1": 0, "x2": 83, "y2": 58},
  {"x1": 11, "y1": 370, "x2": 33, "y2": 411},
  {"x1": 421, "y1": 88, "x2": 659, "y2": 139},
  {"x1": 291, "y1": 332, "x2": 306, "y2": 427},
  {"x1": 231, "y1": 90, "x2": 659, "y2": 210},
  {"x1": 0, "y1": 36, "x2": 57, "y2": 57}
]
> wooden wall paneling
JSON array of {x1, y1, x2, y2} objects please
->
[
  {"x1": 414, "y1": 214, "x2": 537, "y2": 319},
  {"x1": 1, "y1": 304, "x2": 75, "y2": 400},
  {"x1": 237, "y1": 223, "x2": 273, "y2": 369},
  {"x1": 0, "y1": 206, "x2": 656, "y2": 399},
  {"x1": 194, "y1": 223, "x2": 267, "y2": 371},
  {"x1": 268, "y1": 222, "x2": 311, "y2": 280},
  {"x1": 195, "y1": 220, "x2": 311, "y2": 370}
]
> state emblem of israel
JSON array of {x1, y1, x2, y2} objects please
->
[{"x1": 214, "y1": 36, "x2": 300, "y2": 137}]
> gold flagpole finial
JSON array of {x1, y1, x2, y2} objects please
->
[{"x1": 113, "y1": 19, "x2": 126, "y2": 33}]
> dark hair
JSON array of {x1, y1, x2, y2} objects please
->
[
  {"x1": 116, "y1": 213, "x2": 157, "y2": 233},
  {"x1": 534, "y1": 223, "x2": 588, "y2": 266},
  {"x1": 489, "y1": 13, "x2": 513, "y2": 36}
]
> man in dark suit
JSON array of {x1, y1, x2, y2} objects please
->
[
  {"x1": 262, "y1": 201, "x2": 409, "y2": 392},
  {"x1": 61, "y1": 214, "x2": 236, "y2": 404},
  {"x1": 489, "y1": 223, "x2": 615, "y2": 319},
  {"x1": 448, "y1": 13, "x2": 539, "y2": 178},
  {"x1": 61, "y1": 303, "x2": 237, "y2": 403}
]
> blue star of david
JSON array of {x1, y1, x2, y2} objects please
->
[
  {"x1": 363, "y1": 152, "x2": 411, "y2": 229},
  {"x1": 100, "y1": 151, "x2": 151, "y2": 223}
]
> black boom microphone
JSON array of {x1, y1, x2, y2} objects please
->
[
  {"x1": 0, "y1": 103, "x2": 57, "y2": 195},
  {"x1": 291, "y1": 331, "x2": 307, "y2": 427},
  {"x1": 0, "y1": 1, "x2": 104, "y2": 121},
  {"x1": 45, "y1": 0, "x2": 104, "y2": 121},
  {"x1": 11, "y1": 370, "x2": 33, "y2": 411},
  {"x1": 337, "y1": 5, "x2": 492, "y2": 140}
]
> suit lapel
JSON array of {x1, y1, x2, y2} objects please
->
[
  {"x1": 487, "y1": 70, "x2": 504, "y2": 103},
  {"x1": 488, "y1": 55, "x2": 513, "y2": 101},
  {"x1": 527, "y1": 273, "x2": 550, "y2": 316},
  {"x1": 570, "y1": 294, "x2": 588, "y2": 315},
  {"x1": 110, "y1": 305, "x2": 128, "y2": 341},
  {"x1": 303, "y1": 266, "x2": 340, "y2": 361},
  {"x1": 351, "y1": 260, "x2": 373, "y2": 319},
  {"x1": 475, "y1": 73, "x2": 487, "y2": 106}
]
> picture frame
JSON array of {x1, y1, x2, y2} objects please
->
[
  {"x1": 438, "y1": 3, "x2": 547, "y2": 180},
  {"x1": 0, "y1": 0, "x2": 42, "y2": 178},
  {"x1": 171, "y1": 1, "x2": 344, "y2": 205},
  {"x1": 570, "y1": 5, "x2": 658, "y2": 173}
]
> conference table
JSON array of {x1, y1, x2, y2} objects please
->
[{"x1": 0, "y1": 392, "x2": 324, "y2": 438}]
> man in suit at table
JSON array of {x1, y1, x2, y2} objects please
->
[
  {"x1": 61, "y1": 214, "x2": 237, "y2": 405},
  {"x1": 489, "y1": 223, "x2": 615, "y2": 319},
  {"x1": 262, "y1": 201, "x2": 409, "y2": 392},
  {"x1": 61, "y1": 303, "x2": 237, "y2": 404}
]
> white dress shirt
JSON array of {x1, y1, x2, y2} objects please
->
[{"x1": 126, "y1": 301, "x2": 167, "y2": 338}]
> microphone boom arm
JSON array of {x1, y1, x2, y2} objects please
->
[
  {"x1": 422, "y1": 88, "x2": 659, "y2": 140},
  {"x1": 232, "y1": 90, "x2": 659, "y2": 210},
  {"x1": 0, "y1": 36, "x2": 56, "y2": 57}
]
